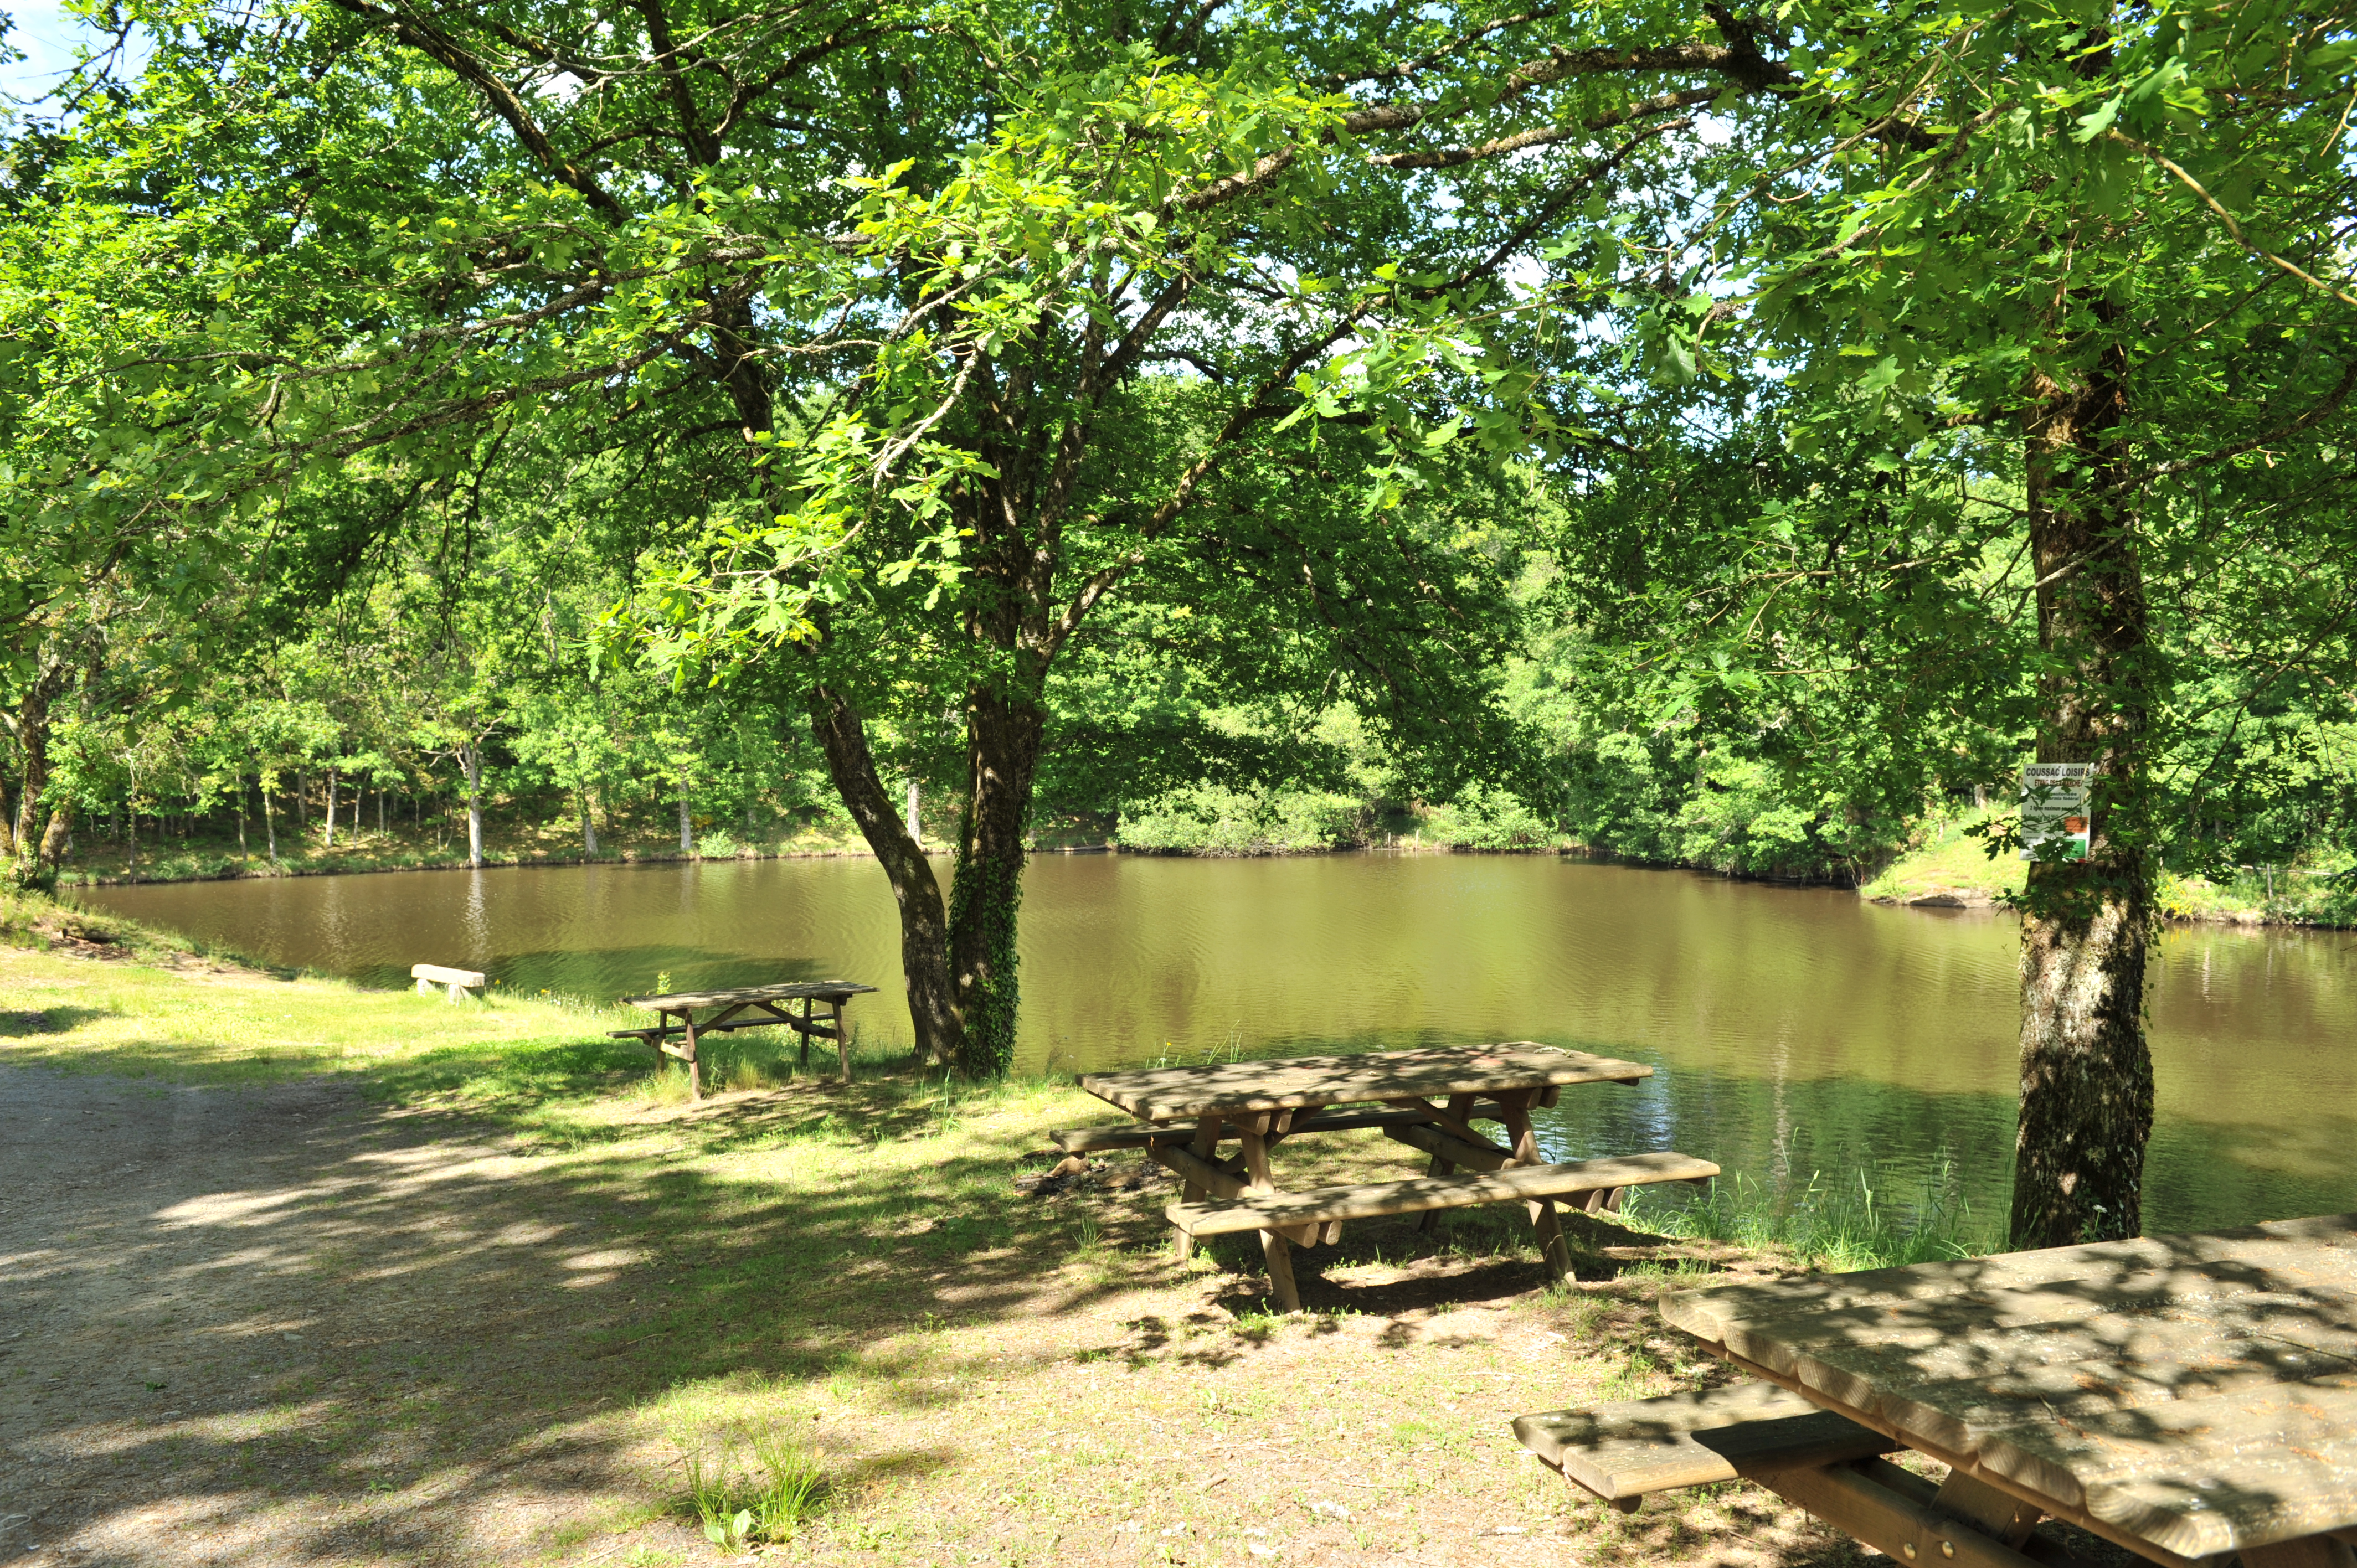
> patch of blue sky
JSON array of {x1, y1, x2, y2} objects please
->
[{"x1": 2, "y1": 0, "x2": 151, "y2": 107}]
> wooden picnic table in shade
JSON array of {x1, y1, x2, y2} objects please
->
[
  {"x1": 1638, "y1": 1213, "x2": 2357, "y2": 1568},
  {"x1": 609, "y1": 981, "x2": 877, "y2": 1100},
  {"x1": 1068, "y1": 1044, "x2": 1717, "y2": 1313}
]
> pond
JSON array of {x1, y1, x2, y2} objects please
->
[{"x1": 81, "y1": 852, "x2": 2357, "y2": 1235}]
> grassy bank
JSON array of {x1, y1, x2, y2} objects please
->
[
  {"x1": 0, "y1": 891, "x2": 2032, "y2": 1568},
  {"x1": 1859, "y1": 811, "x2": 2357, "y2": 927}
]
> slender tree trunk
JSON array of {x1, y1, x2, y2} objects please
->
[
  {"x1": 808, "y1": 683, "x2": 963, "y2": 1067},
  {"x1": 236, "y1": 777, "x2": 248, "y2": 855},
  {"x1": 461, "y1": 745, "x2": 484, "y2": 868},
  {"x1": 9, "y1": 657, "x2": 70, "y2": 888},
  {"x1": 679, "y1": 771, "x2": 693, "y2": 853},
  {"x1": 325, "y1": 768, "x2": 339, "y2": 848},
  {"x1": 905, "y1": 781, "x2": 923, "y2": 846},
  {"x1": 947, "y1": 685, "x2": 1047, "y2": 1076},
  {"x1": 260, "y1": 768, "x2": 279, "y2": 865},
  {"x1": 579, "y1": 784, "x2": 598, "y2": 855},
  {"x1": 296, "y1": 772, "x2": 309, "y2": 833},
  {"x1": 2010, "y1": 327, "x2": 2156, "y2": 1250}
]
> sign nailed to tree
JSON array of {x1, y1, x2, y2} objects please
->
[{"x1": 2020, "y1": 763, "x2": 2094, "y2": 862}]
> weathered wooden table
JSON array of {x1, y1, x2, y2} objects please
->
[
  {"x1": 609, "y1": 981, "x2": 877, "y2": 1099},
  {"x1": 1071, "y1": 1044, "x2": 1717, "y2": 1313},
  {"x1": 1638, "y1": 1214, "x2": 2357, "y2": 1568}
]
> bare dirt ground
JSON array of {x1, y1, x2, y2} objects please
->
[{"x1": 0, "y1": 1064, "x2": 701, "y2": 1566}]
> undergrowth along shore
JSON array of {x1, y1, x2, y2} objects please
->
[{"x1": 37, "y1": 808, "x2": 2354, "y2": 929}]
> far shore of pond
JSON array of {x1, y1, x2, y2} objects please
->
[{"x1": 45, "y1": 827, "x2": 2334, "y2": 929}]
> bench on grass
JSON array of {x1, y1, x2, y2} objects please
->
[
  {"x1": 413, "y1": 963, "x2": 486, "y2": 1002},
  {"x1": 1515, "y1": 1383, "x2": 2078, "y2": 1568},
  {"x1": 1165, "y1": 1151, "x2": 1720, "y2": 1248}
]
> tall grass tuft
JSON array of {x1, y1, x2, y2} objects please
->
[
  {"x1": 679, "y1": 1425, "x2": 826, "y2": 1552},
  {"x1": 1622, "y1": 1159, "x2": 2001, "y2": 1272}
]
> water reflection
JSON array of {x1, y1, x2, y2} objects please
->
[{"x1": 78, "y1": 852, "x2": 2357, "y2": 1233}]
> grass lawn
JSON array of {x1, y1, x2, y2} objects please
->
[{"x1": 1, "y1": 892, "x2": 2082, "y2": 1568}]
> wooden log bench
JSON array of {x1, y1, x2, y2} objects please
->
[
  {"x1": 1165, "y1": 1151, "x2": 1720, "y2": 1250},
  {"x1": 413, "y1": 963, "x2": 486, "y2": 1002},
  {"x1": 1515, "y1": 1383, "x2": 2094, "y2": 1567}
]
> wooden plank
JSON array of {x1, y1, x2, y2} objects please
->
[
  {"x1": 1151, "y1": 1143, "x2": 1248, "y2": 1201},
  {"x1": 1166, "y1": 1152, "x2": 1718, "y2": 1237},
  {"x1": 1970, "y1": 1380, "x2": 2357, "y2": 1559},
  {"x1": 1671, "y1": 1279, "x2": 2357, "y2": 1464},
  {"x1": 1660, "y1": 1214, "x2": 2357, "y2": 1346},
  {"x1": 1514, "y1": 1383, "x2": 1899, "y2": 1499},
  {"x1": 1385, "y1": 1120, "x2": 1514, "y2": 1172},
  {"x1": 2243, "y1": 1539, "x2": 2357, "y2": 1568},
  {"x1": 1080, "y1": 1043, "x2": 1651, "y2": 1121},
  {"x1": 1049, "y1": 1107, "x2": 1437, "y2": 1153},
  {"x1": 1417, "y1": 1091, "x2": 1474, "y2": 1235},
  {"x1": 1763, "y1": 1458, "x2": 2057, "y2": 1568},
  {"x1": 411, "y1": 963, "x2": 486, "y2": 987},
  {"x1": 623, "y1": 981, "x2": 878, "y2": 1012}
]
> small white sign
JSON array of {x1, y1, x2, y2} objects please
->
[{"x1": 2020, "y1": 762, "x2": 2094, "y2": 861}]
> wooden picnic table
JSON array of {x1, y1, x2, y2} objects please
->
[
  {"x1": 1641, "y1": 1213, "x2": 2357, "y2": 1568},
  {"x1": 1071, "y1": 1043, "x2": 1717, "y2": 1313},
  {"x1": 610, "y1": 981, "x2": 877, "y2": 1100}
]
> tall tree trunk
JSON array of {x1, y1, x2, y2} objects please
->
[
  {"x1": 236, "y1": 777, "x2": 249, "y2": 855},
  {"x1": 461, "y1": 744, "x2": 484, "y2": 868},
  {"x1": 808, "y1": 684, "x2": 963, "y2": 1067},
  {"x1": 679, "y1": 771, "x2": 693, "y2": 852},
  {"x1": 260, "y1": 768, "x2": 279, "y2": 865},
  {"x1": 2011, "y1": 327, "x2": 2156, "y2": 1250},
  {"x1": 9, "y1": 656, "x2": 71, "y2": 889},
  {"x1": 905, "y1": 781, "x2": 923, "y2": 845},
  {"x1": 579, "y1": 784, "x2": 598, "y2": 855},
  {"x1": 296, "y1": 772, "x2": 309, "y2": 833},
  {"x1": 948, "y1": 685, "x2": 1046, "y2": 1076},
  {"x1": 325, "y1": 768, "x2": 339, "y2": 848}
]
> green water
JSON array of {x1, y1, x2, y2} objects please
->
[{"x1": 81, "y1": 852, "x2": 2357, "y2": 1234}]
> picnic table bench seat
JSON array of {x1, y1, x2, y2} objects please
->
[
  {"x1": 1514, "y1": 1381, "x2": 1900, "y2": 1509},
  {"x1": 1166, "y1": 1151, "x2": 1720, "y2": 1239},
  {"x1": 1515, "y1": 1383, "x2": 2081, "y2": 1568}
]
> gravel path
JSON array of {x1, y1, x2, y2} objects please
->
[{"x1": 0, "y1": 1066, "x2": 683, "y2": 1567}]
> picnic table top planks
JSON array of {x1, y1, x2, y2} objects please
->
[
  {"x1": 1079, "y1": 1042, "x2": 1650, "y2": 1121},
  {"x1": 620, "y1": 981, "x2": 878, "y2": 1013},
  {"x1": 1658, "y1": 1211, "x2": 2357, "y2": 1562}
]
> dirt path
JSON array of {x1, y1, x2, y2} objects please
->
[{"x1": 0, "y1": 1066, "x2": 694, "y2": 1566}]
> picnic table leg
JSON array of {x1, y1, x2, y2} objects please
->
[
  {"x1": 1175, "y1": 1115, "x2": 1224, "y2": 1262},
  {"x1": 680, "y1": 1010, "x2": 703, "y2": 1101},
  {"x1": 832, "y1": 998, "x2": 852, "y2": 1082},
  {"x1": 798, "y1": 997, "x2": 812, "y2": 1072},
  {"x1": 1237, "y1": 1119, "x2": 1301, "y2": 1314},
  {"x1": 1417, "y1": 1092, "x2": 1474, "y2": 1233},
  {"x1": 1495, "y1": 1091, "x2": 1569, "y2": 1282}
]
